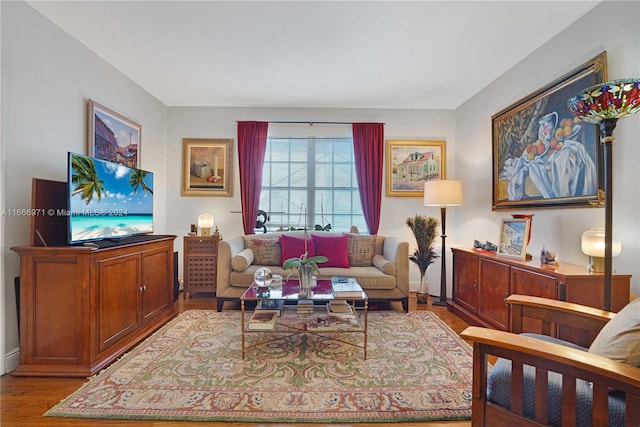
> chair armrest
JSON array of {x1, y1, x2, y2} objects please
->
[{"x1": 217, "y1": 236, "x2": 247, "y2": 295}]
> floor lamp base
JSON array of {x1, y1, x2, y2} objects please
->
[{"x1": 432, "y1": 299, "x2": 448, "y2": 306}]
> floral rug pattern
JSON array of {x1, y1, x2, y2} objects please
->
[{"x1": 46, "y1": 310, "x2": 472, "y2": 422}]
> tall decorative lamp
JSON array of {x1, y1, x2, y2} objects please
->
[
  {"x1": 568, "y1": 78, "x2": 640, "y2": 311},
  {"x1": 424, "y1": 180, "x2": 463, "y2": 306}
]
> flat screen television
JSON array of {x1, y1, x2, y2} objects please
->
[{"x1": 67, "y1": 152, "x2": 154, "y2": 244}]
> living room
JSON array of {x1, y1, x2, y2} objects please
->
[{"x1": 1, "y1": 0, "x2": 639, "y2": 421}]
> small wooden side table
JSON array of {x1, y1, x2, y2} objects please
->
[{"x1": 183, "y1": 235, "x2": 220, "y2": 299}]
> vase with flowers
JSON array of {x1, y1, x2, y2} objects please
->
[{"x1": 406, "y1": 215, "x2": 439, "y2": 304}]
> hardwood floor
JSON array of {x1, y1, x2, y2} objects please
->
[{"x1": 0, "y1": 293, "x2": 471, "y2": 427}]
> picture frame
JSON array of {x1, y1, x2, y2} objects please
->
[
  {"x1": 88, "y1": 99, "x2": 142, "y2": 168},
  {"x1": 497, "y1": 218, "x2": 531, "y2": 260},
  {"x1": 492, "y1": 51, "x2": 607, "y2": 210},
  {"x1": 385, "y1": 140, "x2": 446, "y2": 197},
  {"x1": 182, "y1": 138, "x2": 233, "y2": 197}
]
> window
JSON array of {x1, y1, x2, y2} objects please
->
[{"x1": 259, "y1": 137, "x2": 366, "y2": 233}]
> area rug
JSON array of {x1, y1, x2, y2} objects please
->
[{"x1": 46, "y1": 309, "x2": 472, "y2": 423}]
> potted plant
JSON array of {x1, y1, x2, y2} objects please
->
[
  {"x1": 283, "y1": 252, "x2": 328, "y2": 297},
  {"x1": 406, "y1": 215, "x2": 439, "y2": 304}
]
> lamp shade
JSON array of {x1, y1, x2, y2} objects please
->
[
  {"x1": 424, "y1": 180, "x2": 463, "y2": 206},
  {"x1": 581, "y1": 228, "x2": 621, "y2": 258},
  {"x1": 197, "y1": 213, "x2": 214, "y2": 229},
  {"x1": 567, "y1": 78, "x2": 640, "y2": 123}
]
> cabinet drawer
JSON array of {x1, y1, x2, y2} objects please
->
[{"x1": 185, "y1": 238, "x2": 217, "y2": 253}]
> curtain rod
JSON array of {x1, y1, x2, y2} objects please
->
[{"x1": 237, "y1": 121, "x2": 384, "y2": 125}]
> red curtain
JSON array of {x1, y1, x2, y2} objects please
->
[
  {"x1": 237, "y1": 121, "x2": 269, "y2": 235},
  {"x1": 352, "y1": 123, "x2": 384, "y2": 234}
]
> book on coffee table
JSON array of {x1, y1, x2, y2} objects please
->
[
  {"x1": 331, "y1": 277, "x2": 363, "y2": 298},
  {"x1": 248, "y1": 311, "x2": 277, "y2": 330}
]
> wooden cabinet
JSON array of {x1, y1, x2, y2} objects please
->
[
  {"x1": 11, "y1": 236, "x2": 176, "y2": 377},
  {"x1": 450, "y1": 247, "x2": 631, "y2": 332},
  {"x1": 183, "y1": 235, "x2": 219, "y2": 298}
]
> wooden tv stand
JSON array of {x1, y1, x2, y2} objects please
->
[{"x1": 11, "y1": 236, "x2": 177, "y2": 377}]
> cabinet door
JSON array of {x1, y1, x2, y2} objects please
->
[
  {"x1": 141, "y1": 246, "x2": 172, "y2": 324},
  {"x1": 95, "y1": 253, "x2": 140, "y2": 352},
  {"x1": 511, "y1": 267, "x2": 558, "y2": 334},
  {"x1": 478, "y1": 258, "x2": 510, "y2": 330},
  {"x1": 453, "y1": 251, "x2": 479, "y2": 314}
]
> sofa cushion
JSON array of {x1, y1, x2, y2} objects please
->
[
  {"x1": 312, "y1": 234, "x2": 349, "y2": 268},
  {"x1": 249, "y1": 238, "x2": 281, "y2": 266},
  {"x1": 373, "y1": 254, "x2": 396, "y2": 275},
  {"x1": 589, "y1": 297, "x2": 640, "y2": 366},
  {"x1": 231, "y1": 248, "x2": 254, "y2": 272},
  {"x1": 280, "y1": 234, "x2": 315, "y2": 264},
  {"x1": 345, "y1": 233, "x2": 376, "y2": 266}
]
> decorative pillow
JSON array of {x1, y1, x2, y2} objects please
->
[
  {"x1": 589, "y1": 297, "x2": 640, "y2": 366},
  {"x1": 345, "y1": 233, "x2": 376, "y2": 266},
  {"x1": 311, "y1": 234, "x2": 349, "y2": 268},
  {"x1": 373, "y1": 254, "x2": 396, "y2": 275},
  {"x1": 280, "y1": 235, "x2": 315, "y2": 265},
  {"x1": 249, "y1": 238, "x2": 281, "y2": 266},
  {"x1": 231, "y1": 248, "x2": 254, "y2": 272}
]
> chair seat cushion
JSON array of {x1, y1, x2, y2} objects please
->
[{"x1": 487, "y1": 333, "x2": 626, "y2": 426}]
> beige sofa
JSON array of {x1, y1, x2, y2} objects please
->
[{"x1": 216, "y1": 231, "x2": 409, "y2": 312}]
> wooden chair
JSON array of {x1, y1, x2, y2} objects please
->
[{"x1": 460, "y1": 295, "x2": 640, "y2": 426}]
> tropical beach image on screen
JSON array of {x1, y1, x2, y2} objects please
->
[{"x1": 68, "y1": 152, "x2": 153, "y2": 243}]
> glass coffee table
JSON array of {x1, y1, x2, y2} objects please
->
[{"x1": 240, "y1": 278, "x2": 368, "y2": 359}]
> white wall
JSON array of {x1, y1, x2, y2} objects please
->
[
  {"x1": 1, "y1": 1, "x2": 168, "y2": 373},
  {"x1": 166, "y1": 107, "x2": 456, "y2": 293},
  {"x1": 454, "y1": 0, "x2": 640, "y2": 297}
]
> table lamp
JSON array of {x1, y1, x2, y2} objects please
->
[
  {"x1": 424, "y1": 180, "x2": 463, "y2": 306},
  {"x1": 581, "y1": 227, "x2": 621, "y2": 272},
  {"x1": 568, "y1": 78, "x2": 640, "y2": 310},
  {"x1": 198, "y1": 213, "x2": 215, "y2": 236}
]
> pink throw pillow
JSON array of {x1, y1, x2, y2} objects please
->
[
  {"x1": 280, "y1": 235, "x2": 315, "y2": 265},
  {"x1": 312, "y1": 234, "x2": 349, "y2": 268}
]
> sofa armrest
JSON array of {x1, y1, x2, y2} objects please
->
[
  {"x1": 217, "y1": 236, "x2": 247, "y2": 296},
  {"x1": 382, "y1": 237, "x2": 409, "y2": 296}
]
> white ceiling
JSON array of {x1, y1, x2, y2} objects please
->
[{"x1": 28, "y1": 0, "x2": 601, "y2": 109}]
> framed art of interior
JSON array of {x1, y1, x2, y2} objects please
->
[
  {"x1": 181, "y1": 138, "x2": 233, "y2": 197},
  {"x1": 492, "y1": 51, "x2": 607, "y2": 210},
  {"x1": 497, "y1": 218, "x2": 531, "y2": 260},
  {"x1": 88, "y1": 99, "x2": 142, "y2": 168},
  {"x1": 385, "y1": 140, "x2": 446, "y2": 197}
]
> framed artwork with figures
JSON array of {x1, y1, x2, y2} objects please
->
[{"x1": 492, "y1": 51, "x2": 607, "y2": 210}]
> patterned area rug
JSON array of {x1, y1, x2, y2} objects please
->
[{"x1": 46, "y1": 310, "x2": 472, "y2": 423}]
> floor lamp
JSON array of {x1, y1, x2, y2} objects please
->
[
  {"x1": 568, "y1": 78, "x2": 640, "y2": 311},
  {"x1": 424, "y1": 180, "x2": 463, "y2": 306}
]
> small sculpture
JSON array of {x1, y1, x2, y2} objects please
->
[
  {"x1": 540, "y1": 246, "x2": 558, "y2": 265},
  {"x1": 473, "y1": 239, "x2": 497, "y2": 253}
]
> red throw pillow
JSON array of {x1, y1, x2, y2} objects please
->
[
  {"x1": 280, "y1": 235, "x2": 315, "y2": 265},
  {"x1": 311, "y1": 234, "x2": 349, "y2": 268}
]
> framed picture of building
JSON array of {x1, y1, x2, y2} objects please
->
[
  {"x1": 385, "y1": 140, "x2": 446, "y2": 197},
  {"x1": 182, "y1": 138, "x2": 233, "y2": 197},
  {"x1": 88, "y1": 99, "x2": 142, "y2": 168},
  {"x1": 497, "y1": 218, "x2": 530, "y2": 260}
]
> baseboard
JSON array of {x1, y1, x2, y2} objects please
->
[{"x1": 5, "y1": 346, "x2": 20, "y2": 373}]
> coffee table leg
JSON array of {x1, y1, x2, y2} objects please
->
[
  {"x1": 364, "y1": 300, "x2": 368, "y2": 359},
  {"x1": 241, "y1": 299, "x2": 245, "y2": 359}
]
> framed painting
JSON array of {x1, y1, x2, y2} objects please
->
[
  {"x1": 182, "y1": 138, "x2": 233, "y2": 197},
  {"x1": 497, "y1": 218, "x2": 530, "y2": 260},
  {"x1": 492, "y1": 51, "x2": 607, "y2": 210},
  {"x1": 386, "y1": 140, "x2": 446, "y2": 197},
  {"x1": 88, "y1": 99, "x2": 141, "y2": 168}
]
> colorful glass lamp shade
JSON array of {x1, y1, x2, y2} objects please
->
[{"x1": 567, "y1": 78, "x2": 640, "y2": 311}]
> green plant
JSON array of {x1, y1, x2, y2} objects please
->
[
  {"x1": 282, "y1": 253, "x2": 328, "y2": 276},
  {"x1": 406, "y1": 215, "x2": 439, "y2": 289}
]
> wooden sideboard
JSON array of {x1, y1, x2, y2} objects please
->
[
  {"x1": 183, "y1": 235, "x2": 220, "y2": 298},
  {"x1": 450, "y1": 247, "x2": 631, "y2": 332},
  {"x1": 11, "y1": 236, "x2": 177, "y2": 377}
]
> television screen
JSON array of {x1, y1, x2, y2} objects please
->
[{"x1": 67, "y1": 152, "x2": 154, "y2": 244}]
